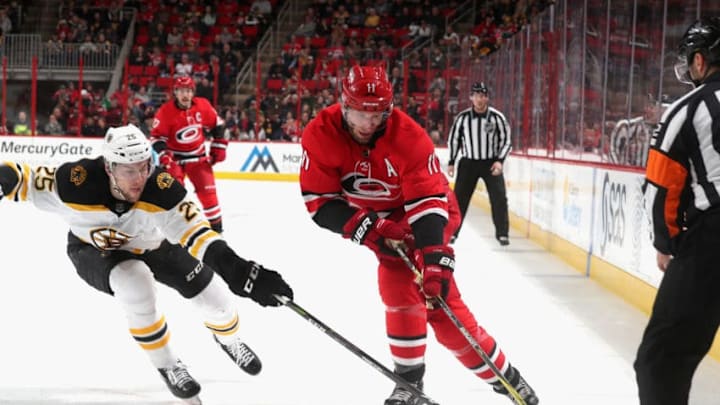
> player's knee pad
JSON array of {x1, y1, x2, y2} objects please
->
[{"x1": 109, "y1": 260, "x2": 157, "y2": 315}]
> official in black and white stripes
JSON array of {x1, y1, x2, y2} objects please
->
[
  {"x1": 447, "y1": 82, "x2": 511, "y2": 245},
  {"x1": 635, "y1": 17, "x2": 720, "y2": 405}
]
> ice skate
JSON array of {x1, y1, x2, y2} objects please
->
[
  {"x1": 214, "y1": 335, "x2": 262, "y2": 375},
  {"x1": 384, "y1": 380, "x2": 423, "y2": 405},
  {"x1": 492, "y1": 366, "x2": 539, "y2": 405},
  {"x1": 157, "y1": 360, "x2": 202, "y2": 404}
]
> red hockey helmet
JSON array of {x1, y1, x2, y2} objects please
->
[
  {"x1": 174, "y1": 76, "x2": 195, "y2": 91},
  {"x1": 341, "y1": 65, "x2": 393, "y2": 113}
]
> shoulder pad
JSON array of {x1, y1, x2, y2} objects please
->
[{"x1": 139, "y1": 168, "x2": 187, "y2": 209}]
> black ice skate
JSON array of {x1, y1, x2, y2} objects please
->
[
  {"x1": 158, "y1": 360, "x2": 202, "y2": 404},
  {"x1": 384, "y1": 380, "x2": 424, "y2": 405},
  {"x1": 214, "y1": 335, "x2": 262, "y2": 375},
  {"x1": 492, "y1": 366, "x2": 539, "y2": 405}
]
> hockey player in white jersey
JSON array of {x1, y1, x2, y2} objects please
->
[{"x1": 0, "y1": 124, "x2": 293, "y2": 404}]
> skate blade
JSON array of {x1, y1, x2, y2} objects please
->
[{"x1": 182, "y1": 395, "x2": 202, "y2": 405}]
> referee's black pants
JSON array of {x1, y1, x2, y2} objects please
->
[
  {"x1": 634, "y1": 211, "x2": 720, "y2": 405},
  {"x1": 452, "y1": 157, "x2": 508, "y2": 240}
]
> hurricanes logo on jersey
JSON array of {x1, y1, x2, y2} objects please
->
[
  {"x1": 157, "y1": 172, "x2": 174, "y2": 189},
  {"x1": 90, "y1": 227, "x2": 133, "y2": 250},
  {"x1": 175, "y1": 125, "x2": 203, "y2": 144},
  {"x1": 340, "y1": 172, "x2": 399, "y2": 200},
  {"x1": 70, "y1": 165, "x2": 87, "y2": 186}
]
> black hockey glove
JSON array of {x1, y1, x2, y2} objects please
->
[{"x1": 234, "y1": 261, "x2": 294, "y2": 307}]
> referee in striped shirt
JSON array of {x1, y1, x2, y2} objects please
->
[{"x1": 447, "y1": 82, "x2": 511, "y2": 245}]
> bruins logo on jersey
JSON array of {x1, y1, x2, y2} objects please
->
[
  {"x1": 90, "y1": 227, "x2": 133, "y2": 250},
  {"x1": 70, "y1": 165, "x2": 87, "y2": 186},
  {"x1": 157, "y1": 172, "x2": 174, "y2": 189}
]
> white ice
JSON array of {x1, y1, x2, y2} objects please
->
[{"x1": 1, "y1": 179, "x2": 719, "y2": 405}]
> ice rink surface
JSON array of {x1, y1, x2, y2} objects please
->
[{"x1": 1, "y1": 179, "x2": 719, "y2": 405}]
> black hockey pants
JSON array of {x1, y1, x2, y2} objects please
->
[
  {"x1": 634, "y1": 211, "x2": 720, "y2": 405},
  {"x1": 452, "y1": 157, "x2": 509, "y2": 239}
]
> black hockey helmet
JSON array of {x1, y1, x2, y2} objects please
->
[
  {"x1": 471, "y1": 82, "x2": 488, "y2": 95},
  {"x1": 675, "y1": 17, "x2": 720, "y2": 84}
]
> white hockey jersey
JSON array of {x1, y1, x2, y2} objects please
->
[{"x1": 0, "y1": 157, "x2": 221, "y2": 259}]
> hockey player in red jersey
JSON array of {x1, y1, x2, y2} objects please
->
[
  {"x1": 299, "y1": 65, "x2": 539, "y2": 405},
  {"x1": 151, "y1": 76, "x2": 227, "y2": 233},
  {"x1": 0, "y1": 124, "x2": 293, "y2": 404}
]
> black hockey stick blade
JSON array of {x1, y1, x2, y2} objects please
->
[
  {"x1": 273, "y1": 295, "x2": 440, "y2": 405},
  {"x1": 391, "y1": 247, "x2": 528, "y2": 405}
]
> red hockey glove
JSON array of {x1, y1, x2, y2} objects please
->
[
  {"x1": 414, "y1": 245, "x2": 455, "y2": 299},
  {"x1": 342, "y1": 210, "x2": 412, "y2": 260},
  {"x1": 209, "y1": 138, "x2": 228, "y2": 165},
  {"x1": 158, "y1": 151, "x2": 183, "y2": 181}
]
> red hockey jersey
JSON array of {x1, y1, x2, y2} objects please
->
[
  {"x1": 300, "y1": 104, "x2": 449, "y2": 226},
  {"x1": 150, "y1": 97, "x2": 222, "y2": 161}
]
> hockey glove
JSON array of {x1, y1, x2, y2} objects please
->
[
  {"x1": 342, "y1": 209, "x2": 412, "y2": 260},
  {"x1": 158, "y1": 151, "x2": 183, "y2": 181},
  {"x1": 415, "y1": 245, "x2": 455, "y2": 299},
  {"x1": 0, "y1": 184, "x2": 3, "y2": 201},
  {"x1": 209, "y1": 138, "x2": 228, "y2": 165},
  {"x1": 234, "y1": 261, "x2": 294, "y2": 307}
]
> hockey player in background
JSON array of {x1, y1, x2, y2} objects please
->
[
  {"x1": 299, "y1": 64, "x2": 538, "y2": 405},
  {"x1": 151, "y1": 76, "x2": 227, "y2": 233},
  {"x1": 0, "y1": 124, "x2": 293, "y2": 404}
]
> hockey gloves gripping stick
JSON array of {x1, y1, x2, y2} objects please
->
[
  {"x1": 414, "y1": 245, "x2": 455, "y2": 299},
  {"x1": 235, "y1": 262, "x2": 294, "y2": 307},
  {"x1": 272, "y1": 295, "x2": 440, "y2": 405},
  {"x1": 342, "y1": 209, "x2": 412, "y2": 261},
  {"x1": 392, "y1": 246, "x2": 528, "y2": 405}
]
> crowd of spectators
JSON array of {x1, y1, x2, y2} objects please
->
[
  {"x1": 242, "y1": 0, "x2": 554, "y2": 144},
  {"x1": 3, "y1": 0, "x2": 551, "y2": 139}
]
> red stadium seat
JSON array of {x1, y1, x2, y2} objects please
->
[
  {"x1": 144, "y1": 65, "x2": 159, "y2": 76},
  {"x1": 128, "y1": 65, "x2": 144, "y2": 76},
  {"x1": 157, "y1": 77, "x2": 174, "y2": 89},
  {"x1": 310, "y1": 36, "x2": 327, "y2": 49},
  {"x1": 299, "y1": 80, "x2": 316, "y2": 92},
  {"x1": 241, "y1": 25, "x2": 259, "y2": 39},
  {"x1": 266, "y1": 78, "x2": 284, "y2": 92}
]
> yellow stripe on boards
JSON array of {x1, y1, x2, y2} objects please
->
[{"x1": 469, "y1": 192, "x2": 720, "y2": 362}]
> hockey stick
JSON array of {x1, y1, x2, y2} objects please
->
[
  {"x1": 273, "y1": 295, "x2": 440, "y2": 405},
  {"x1": 391, "y1": 247, "x2": 527, "y2": 405}
]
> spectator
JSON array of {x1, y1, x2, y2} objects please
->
[
  {"x1": 130, "y1": 45, "x2": 149, "y2": 65},
  {"x1": 175, "y1": 54, "x2": 193, "y2": 77},
  {"x1": 196, "y1": 76, "x2": 213, "y2": 100},
  {"x1": 364, "y1": 7, "x2": 380, "y2": 28},
  {"x1": 250, "y1": 0, "x2": 272, "y2": 16},
  {"x1": 294, "y1": 13, "x2": 317, "y2": 37},
  {"x1": 44, "y1": 114, "x2": 64, "y2": 135},
  {"x1": 79, "y1": 34, "x2": 99, "y2": 54},
  {"x1": 282, "y1": 111, "x2": 300, "y2": 142},
  {"x1": 268, "y1": 56, "x2": 290, "y2": 80},
  {"x1": 81, "y1": 116, "x2": 101, "y2": 137},
  {"x1": 12, "y1": 111, "x2": 31, "y2": 135}
]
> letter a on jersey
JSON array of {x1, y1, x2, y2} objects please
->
[{"x1": 385, "y1": 158, "x2": 398, "y2": 178}]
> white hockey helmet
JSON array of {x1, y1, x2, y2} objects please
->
[{"x1": 102, "y1": 124, "x2": 153, "y2": 165}]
